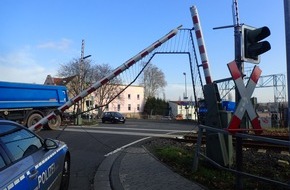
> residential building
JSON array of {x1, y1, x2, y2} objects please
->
[
  {"x1": 44, "y1": 75, "x2": 145, "y2": 118},
  {"x1": 103, "y1": 85, "x2": 145, "y2": 118},
  {"x1": 44, "y1": 75, "x2": 76, "y2": 87},
  {"x1": 169, "y1": 101, "x2": 197, "y2": 120}
]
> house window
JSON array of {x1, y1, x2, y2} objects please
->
[
  {"x1": 128, "y1": 104, "x2": 131, "y2": 111},
  {"x1": 137, "y1": 104, "x2": 140, "y2": 111},
  {"x1": 137, "y1": 94, "x2": 140, "y2": 100},
  {"x1": 128, "y1": 94, "x2": 131, "y2": 99},
  {"x1": 117, "y1": 104, "x2": 120, "y2": 111},
  {"x1": 105, "y1": 104, "x2": 109, "y2": 110}
]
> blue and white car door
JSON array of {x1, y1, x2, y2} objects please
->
[
  {"x1": 26, "y1": 148, "x2": 63, "y2": 190},
  {"x1": 0, "y1": 155, "x2": 35, "y2": 190}
]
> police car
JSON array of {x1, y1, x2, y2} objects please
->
[{"x1": 0, "y1": 120, "x2": 70, "y2": 190}]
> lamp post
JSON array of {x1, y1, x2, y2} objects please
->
[
  {"x1": 183, "y1": 72, "x2": 188, "y2": 100},
  {"x1": 183, "y1": 72, "x2": 188, "y2": 120},
  {"x1": 79, "y1": 54, "x2": 91, "y2": 112},
  {"x1": 77, "y1": 50, "x2": 91, "y2": 125}
]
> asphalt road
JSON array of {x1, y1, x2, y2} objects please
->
[{"x1": 38, "y1": 119, "x2": 197, "y2": 190}]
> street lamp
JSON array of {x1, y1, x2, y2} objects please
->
[
  {"x1": 79, "y1": 54, "x2": 91, "y2": 102},
  {"x1": 183, "y1": 72, "x2": 188, "y2": 120},
  {"x1": 77, "y1": 54, "x2": 91, "y2": 125},
  {"x1": 183, "y1": 72, "x2": 188, "y2": 100},
  {"x1": 79, "y1": 54, "x2": 92, "y2": 109},
  {"x1": 83, "y1": 55, "x2": 91, "y2": 60}
]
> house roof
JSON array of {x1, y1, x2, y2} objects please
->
[{"x1": 45, "y1": 75, "x2": 76, "y2": 86}]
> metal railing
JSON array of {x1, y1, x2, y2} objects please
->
[{"x1": 193, "y1": 124, "x2": 290, "y2": 188}]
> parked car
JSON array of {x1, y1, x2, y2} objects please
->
[
  {"x1": 101, "y1": 112, "x2": 126, "y2": 124},
  {"x1": 175, "y1": 114, "x2": 183, "y2": 120},
  {"x1": 0, "y1": 120, "x2": 70, "y2": 190}
]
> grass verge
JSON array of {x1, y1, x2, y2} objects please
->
[{"x1": 149, "y1": 139, "x2": 290, "y2": 190}]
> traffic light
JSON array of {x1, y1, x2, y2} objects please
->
[{"x1": 241, "y1": 25, "x2": 271, "y2": 64}]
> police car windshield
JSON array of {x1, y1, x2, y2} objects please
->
[{"x1": 0, "y1": 123, "x2": 42, "y2": 161}]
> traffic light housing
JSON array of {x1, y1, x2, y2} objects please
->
[{"x1": 241, "y1": 25, "x2": 271, "y2": 64}]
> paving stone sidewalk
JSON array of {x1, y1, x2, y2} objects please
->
[{"x1": 94, "y1": 146, "x2": 205, "y2": 190}]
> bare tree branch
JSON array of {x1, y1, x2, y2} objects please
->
[
  {"x1": 58, "y1": 60, "x2": 123, "y2": 115},
  {"x1": 140, "y1": 62, "x2": 167, "y2": 99}
]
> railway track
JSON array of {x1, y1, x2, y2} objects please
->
[{"x1": 168, "y1": 134, "x2": 290, "y2": 151}]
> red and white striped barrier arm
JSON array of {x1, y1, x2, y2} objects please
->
[
  {"x1": 190, "y1": 6, "x2": 212, "y2": 84},
  {"x1": 29, "y1": 26, "x2": 180, "y2": 132},
  {"x1": 227, "y1": 61, "x2": 262, "y2": 134}
]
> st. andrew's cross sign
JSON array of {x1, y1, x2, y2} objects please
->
[{"x1": 227, "y1": 61, "x2": 263, "y2": 134}]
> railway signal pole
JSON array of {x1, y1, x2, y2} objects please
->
[
  {"x1": 232, "y1": 0, "x2": 271, "y2": 188},
  {"x1": 232, "y1": 0, "x2": 244, "y2": 189}
]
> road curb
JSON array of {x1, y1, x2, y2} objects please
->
[{"x1": 93, "y1": 152, "x2": 121, "y2": 190}]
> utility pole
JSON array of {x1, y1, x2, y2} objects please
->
[
  {"x1": 76, "y1": 40, "x2": 85, "y2": 125},
  {"x1": 80, "y1": 40, "x2": 85, "y2": 112},
  {"x1": 77, "y1": 40, "x2": 91, "y2": 125}
]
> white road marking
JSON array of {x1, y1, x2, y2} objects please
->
[
  {"x1": 67, "y1": 125, "x2": 195, "y2": 133},
  {"x1": 60, "y1": 127, "x2": 194, "y2": 138},
  {"x1": 104, "y1": 136, "x2": 151, "y2": 157},
  {"x1": 104, "y1": 131, "x2": 181, "y2": 157}
]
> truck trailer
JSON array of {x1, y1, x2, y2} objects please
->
[{"x1": 0, "y1": 81, "x2": 68, "y2": 129}]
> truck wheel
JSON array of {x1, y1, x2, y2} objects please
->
[
  {"x1": 27, "y1": 113, "x2": 43, "y2": 128},
  {"x1": 47, "y1": 115, "x2": 62, "y2": 130}
]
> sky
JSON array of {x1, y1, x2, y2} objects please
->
[{"x1": 0, "y1": 0, "x2": 286, "y2": 103}]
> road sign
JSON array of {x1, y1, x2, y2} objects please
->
[{"x1": 227, "y1": 61, "x2": 262, "y2": 134}]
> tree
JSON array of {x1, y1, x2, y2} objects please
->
[
  {"x1": 90, "y1": 64, "x2": 123, "y2": 116},
  {"x1": 58, "y1": 59, "x2": 122, "y2": 115},
  {"x1": 140, "y1": 62, "x2": 167, "y2": 99},
  {"x1": 143, "y1": 97, "x2": 169, "y2": 116},
  {"x1": 58, "y1": 58, "x2": 92, "y2": 99}
]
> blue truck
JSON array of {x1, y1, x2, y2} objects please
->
[{"x1": 0, "y1": 81, "x2": 68, "y2": 129}]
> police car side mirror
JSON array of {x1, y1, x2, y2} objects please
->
[{"x1": 44, "y1": 138, "x2": 59, "y2": 150}]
